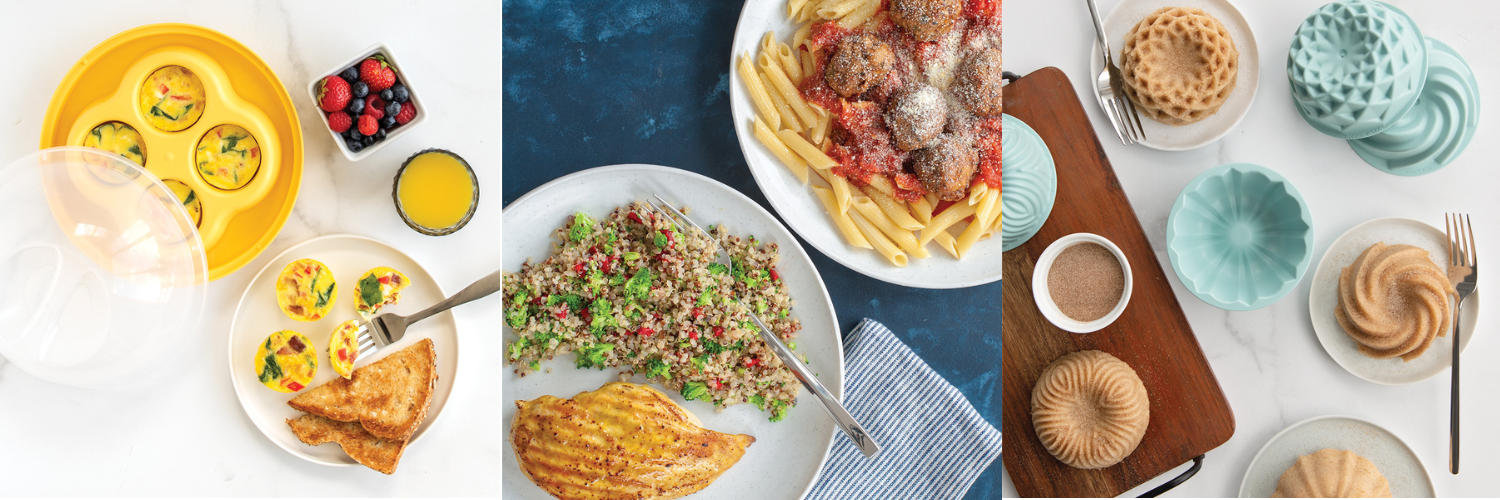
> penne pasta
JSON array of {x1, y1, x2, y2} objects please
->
[
  {"x1": 776, "y1": 42, "x2": 802, "y2": 85},
  {"x1": 839, "y1": 0, "x2": 881, "y2": 28},
  {"x1": 849, "y1": 209, "x2": 908, "y2": 267},
  {"x1": 758, "y1": 52, "x2": 819, "y2": 127},
  {"x1": 910, "y1": 195, "x2": 934, "y2": 225},
  {"x1": 919, "y1": 202, "x2": 978, "y2": 246},
  {"x1": 973, "y1": 188, "x2": 1000, "y2": 233},
  {"x1": 753, "y1": 116, "x2": 810, "y2": 184},
  {"x1": 776, "y1": 129, "x2": 839, "y2": 169},
  {"x1": 968, "y1": 183, "x2": 987, "y2": 205},
  {"x1": 861, "y1": 187, "x2": 925, "y2": 230},
  {"x1": 788, "y1": 0, "x2": 808, "y2": 19},
  {"x1": 737, "y1": 54, "x2": 780, "y2": 131},
  {"x1": 762, "y1": 70, "x2": 805, "y2": 131},
  {"x1": 810, "y1": 104, "x2": 831, "y2": 145},
  {"x1": 852, "y1": 197, "x2": 930, "y2": 258},
  {"x1": 792, "y1": 23, "x2": 813, "y2": 51},
  {"x1": 954, "y1": 219, "x2": 985, "y2": 259},
  {"x1": 799, "y1": 48, "x2": 816, "y2": 81},
  {"x1": 828, "y1": 172, "x2": 853, "y2": 214},
  {"x1": 865, "y1": 175, "x2": 895, "y2": 195},
  {"x1": 934, "y1": 230, "x2": 961, "y2": 259},
  {"x1": 813, "y1": 186, "x2": 871, "y2": 248},
  {"x1": 817, "y1": 0, "x2": 867, "y2": 20}
]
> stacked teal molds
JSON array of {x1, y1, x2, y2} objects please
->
[
  {"x1": 1166, "y1": 163, "x2": 1314, "y2": 311},
  {"x1": 1000, "y1": 113, "x2": 1056, "y2": 252},
  {"x1": 1287, "y1": 0, "x2": 1478, "y2": 175}
]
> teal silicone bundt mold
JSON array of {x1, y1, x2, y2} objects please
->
[
  {"x1": 1287, "y1": 0, "x2": 1427, "y2": 139},
  {"x1": 1166, "y1": 164, "x2": 1314, "y2": 311},
  {"x1": 1350, "y1": 38, "x2": 1480, "y2": 175},
  {"x1": 1000, "y1": 114, "x2": 1055, "y2": 252}
]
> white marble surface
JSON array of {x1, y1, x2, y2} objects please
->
[
  {"x1": 0, "y1": 1, "x2": 501, "y2": 495},
  {"x1": 1004, "y1": 0, "x2": 1499, "y2": 496}
]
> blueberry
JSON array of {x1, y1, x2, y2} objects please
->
[
  {"x1": 379, "y1": 88, "x2": 394, "y2": 101},
  {"x1": 351, "y1": 81, "x2": 369, "y2": 99},
  {"x1": 346, "y1": 97, "x2": 364, "y2": 115},
  {"x1": 346, "y1": 137, "x2": 363, "y2": 152},
  {"x1": 362, "y1": 135, "x2": 375, "y2": 146},
  {"x1": 390, "y1": 85, "x2": 409, "y2": 103},
  {"x1": 339, "y1": 67, "x2": 359, "y2": 83},
  {"x1": 385, "y1": 101, "x2": 402, "y2": 117},
  {"x1": 374, "y1": 129, "x2": 387, "y2": 141},
  {"x1": 380, "y1": 116, "x2": 397, "y2": 129}
]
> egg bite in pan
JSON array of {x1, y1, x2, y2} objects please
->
[
  {"x1": 255, "y1": 330, "x2": 317, "y2": 393},
  {"x1": 354, "y1": 267, "x2": 410, "y2": 319},
  {"x1": 83, "y1": 121, "x2": 147, "y2": 167},
  {"x1": 139, "y1": 65, "x2": 206, "y2": 132},
  {"x1": 161, "y1": 179, "x2": 202, "y2": 227},
  {"x1": 328, "y1": 319, "x2": 361, "y2": 379},
  {"x1": 195, "y1": 124, "x2": 261, "y2": 190},
  {"x1": 276, "y1": 258, "x2": 337, "y2": 322}
]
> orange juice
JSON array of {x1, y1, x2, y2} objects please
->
[{"x1": 396, "y1": 150, "x2": 475, "y2": 234}]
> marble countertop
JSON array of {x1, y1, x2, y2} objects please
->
[
  {"x1": 0, "y1": 1, "x2": 501, "y2": 495},
  {"x1": 1004, "y1": 0, "x2": 1498, "y2": 496}
]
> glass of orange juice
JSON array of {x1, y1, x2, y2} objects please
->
[{"x1": 392, "y1": 148, "x2": 478, "y2": 235}]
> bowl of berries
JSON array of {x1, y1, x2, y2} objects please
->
[{"x1": 309, "y1": 43, "x2": 425, "y2": 161}]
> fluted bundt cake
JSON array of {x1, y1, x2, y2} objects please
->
[
  {"x1": 1273, "y1": 449, "x2": 1392, "y2": 498},
  {"x1": 1120, "y1": 7, "x2": 1239, "y2": 125},
  {"x1": 1336, "y1": 242, "x2": 1454, "y2": 361},
  {"x1": 1031, "y1": 350, "x2": 1150, "y2": 469}
]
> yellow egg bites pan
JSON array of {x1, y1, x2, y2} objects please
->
[{"x1": 41, "y1": 23, "x2": 303, "y2": 281}]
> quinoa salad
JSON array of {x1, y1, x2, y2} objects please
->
[{"x1": 503, "y1": 202, "x2": 803, "y2": 421}]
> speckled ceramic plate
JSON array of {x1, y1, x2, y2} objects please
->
[
  {"x1": 501, "y1": 165, "x2": 842, "y2": 500},
  {"x1": 1239, "y1": 415, "x2": 1434, "y2": 497},
  {"x1": 727, "y1": 0, "x2": 1003, "y2": 289},
  {"x1": 1308, "y1": 217, "x2": 1477, "y2": 385},
  {"x1": 1089, "y1": 0, "x2": 1260, "y2": 150}
]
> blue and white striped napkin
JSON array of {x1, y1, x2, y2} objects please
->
[{"x1": 806, "y1": 319, "x2": 1003, "y2": 500}]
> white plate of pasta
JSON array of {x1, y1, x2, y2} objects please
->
[{"x1": 729, "y1": 0, "x2": 1004, "y2": 289}]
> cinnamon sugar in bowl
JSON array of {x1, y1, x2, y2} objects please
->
[{"x1": 1032, "y1": 233, "x2": 1134, "y2": 333}]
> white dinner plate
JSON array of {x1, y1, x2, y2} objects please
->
[
  {"x1": 1309, "y1": 217, "x2": 1476, "y2": 385},
  {"x1": 1089, "y1": 0, "x2": 1260, "y2": 150},
  {"x1": 228, "y1": 234, "x2": 460, "y2": 467},
  {"x1": 1239, "y1": 415, "x2": 1434, "y2": 497},
  {"x1": 501, "y1": 165, "x2": 843, "y2": 500},
  {"x1": 727, "y1": 1, "x2": 1004, "y2": 289}
]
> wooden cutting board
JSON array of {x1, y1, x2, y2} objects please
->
[{"x1": 1001, "y1": 67, "x2": 1236, "y2": 498}]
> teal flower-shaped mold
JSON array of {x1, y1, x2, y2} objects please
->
[
  {"x1": 1287, "y1": 0, "x2": 1427, "y2": 139},
  {"x1": 1000, "y1": 114, "x2": 1055, "y2": 252},
  {"x1": 1350, "y1": 38, "x2": 1481, "y2": 176},
  {"x1": 1166, "y1": 164, "x2": 1314, "y2": 311}
]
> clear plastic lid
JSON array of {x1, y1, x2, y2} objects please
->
[{"x1": 0, "y1": 147, "x2": 206, "y2": 389}]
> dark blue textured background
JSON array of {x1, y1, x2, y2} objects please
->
[{"x1": 502, "y1": 2, "x2": 1002, "y2": 498}]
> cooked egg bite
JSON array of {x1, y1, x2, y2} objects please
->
[
  {"x1": 255, "y1": 330, "x2": 317, "y2": 393},
  {"x1": 139, "y1": 65, "x2": 206, "y2": 132},
  {"x1": 276, "y1": 259, "x2": 337, "y2": 322},
  {"x1": 195, "y1": 124, "x2": 261, "y2": 190},
  {"x1": 328, "y1": 319, "x2": 361, "y2": 379},
  {"x1": 83, "y1": 121, "x2": 147, "y2": 167},
  {"x1": 355, "y1": 266, "x2": 410, "y2": 319},
  {"x1": 161, "y1": 179, "x2": 202, "y2": 227}
]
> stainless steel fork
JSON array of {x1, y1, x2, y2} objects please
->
[
  {"x1": 357, "y1": 271, "x2": 501, "y2": 355},
  {"x1": 645, "y1": 195, "x2": 881, "y2": 458},
  {"x1": 1445, "y1": 213, "x2": 1477, "y2": 475},
  {"x1": 1086, "y1": 0, "x2": 1146, "y2": 145}
]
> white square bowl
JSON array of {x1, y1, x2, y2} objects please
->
[{"x1": 306, "y1": 42, "x2": 428, "y2": 161}]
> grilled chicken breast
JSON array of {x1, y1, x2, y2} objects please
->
[{"x1": 511, "y1": 382, "x2": 756, "y2": 500}]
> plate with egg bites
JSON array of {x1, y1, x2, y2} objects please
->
[
  {"x1": 228, "y1": 234, "x2": 460, "y2": 467},
  {"x1": 1089, "y1": 0, "x2": 1259, "y2": 150},
  {"x1": 41, "y1": 23, "x2": 303, "y2": 281},
  {"x1": 1239, "y1": 415, "x2": 1433, "y2": 497},
  {"x1": 729, "y1": 0, "x2": 1004, "y2": 289},
  {"x1": 1309, "y1": 217, "x2": 1477, "y2": 385}
]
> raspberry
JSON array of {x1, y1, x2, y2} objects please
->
[
  {"x1": 395, "y1": 101, "x2": 417, "y2": 124},
  {"x1": 357, "y1": 114, "x2": 378, "y2": 136},
  {"x1": 327, "y1": 111, "x2": 352, "y2": 133}
]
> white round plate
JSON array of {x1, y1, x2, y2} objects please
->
[
  {"x1": 1090, "y1": 0, "x2": 1260, "y2": 150},
  {"x1": 228, "y1": 234, "x2": 460, "y2": 466},
  {"x1": 1239, "y1": 415, "x2": 1434, "y2": 497},
  {"x1": 1309, "y1": 217, "x2": 1476, "y2": 385},
  {"x1": 501, "y1": 165, "x2": 843, "y2": 500},
  {"x1": 728, "y1": 1, "x2": 1003, "y2": 289}
]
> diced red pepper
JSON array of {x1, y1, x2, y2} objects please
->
[
  {"x1": 378, "y1": 275, "x2": 391, "y2": 285},
  {"x1": 688, "y1": 330, "x2": 700, "y2": 340},
  {"x1": 713, "y1": 326, "x2": 724, "y2": 337},
  {"x1": 338, "y1": 348, "x2": 349, "y2": 362},
  {"x1": 554, "y1": 309, "x2": 567, "y2": 319},
  {"x1": 285, "y1": 380, "x2": 304, "y2": 392},
  {"x1": 627, "y1": 212, "x2": 643, "y2": 225},
  {"x1": 691, "y1": 307, "x2": 703, "y2": 319},
  {"x1": 637, "y1": 326, "x2": 654, "y2": 337},
  {"x1": 768, "y1": 268, "x2": 781, "y2": 281},
  {"x1": 744, "y1": 357, "x2": 759, "y2": 367},
  {"x1": 712, "y1": 379, "x2": 724, "y2": 390},
  {"x1": 573, "y1": 262, "x2": 585, "y2": 273}
]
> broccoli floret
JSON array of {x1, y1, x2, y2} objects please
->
[
  {"x1": 645, "y1": 357, "x2": 671, "y2": 380},
  {"x1": 568, "y1": 212, "x2": 595, "y2": 243},
  {"x1": 768, "y1": 400, "x2": 791, "y2": 422},
  {"x1": 653, "y1": 232, "x2": 669, "y2": 248},
  {"x1": 574, "y1": 343, "x2": 614, "y2": 370},
  {"x1": 588, "y1": 300, "x2": 616, "y2": 338},
  {"x1": 680, "y1": 381, "x2": 710, "y2": 402},
  {"x1": 707, "y1": 263, "x2": 729, "y2": 275},
  {"x1": 750, "y1": 394, "x2": 767, "y2": 411},
  {"x1": 507, "y1": 338, "x2": 529, "y2": 361},
  {"x1": 505, "y1": 306, "x2": 530, "y2": 328},
  {"x1": 690, "y1": 355, "x2": 709, "y2": 373},
  {"x1": 697, "y1": 287, "x2": 714, "y2": 306},
  {"x1": 585, "y1": 269, "x2": 607, "y2": 296},
  {"x1": 624, "y1": 268, "x2": 653, "y2": 301},
  {"x1": 547, "y1": 294, "x2": 584, "y2": 314}
]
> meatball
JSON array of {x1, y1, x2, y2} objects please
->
[
  {"x1": 911, "y1": 135, "x2": 977, "y2": 201},
  {"x1": 953, "y1": 48, "x2": 1003, "y2": 117},
  {"x1": 825, "y1": 34, "x2": 893, "y2": 99},
  {"x1": 885, "y1": 83, "x2": 947, "y2": 151},
  {"x1": 890, "y1": 0, "x2": 963, "y2": 42}
]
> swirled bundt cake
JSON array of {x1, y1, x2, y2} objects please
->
[
  {"x1": 1336, "y1": 242, "x2": 1454, "y2": 361},
  {"x1": 1031, "y1": 350, "x2": 1150, "y2": 469},
  {"x1": 1120, "y1": 7, "x2": 1238, "y2": 125}
]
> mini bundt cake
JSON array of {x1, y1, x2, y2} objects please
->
[
  {"x1": 1031, "y1": 350, "x2": 1150, "y2": 469},
  {"x1": 1120, "y1": 7, "x2": 1238, "y2": 125},
  {"x1": 1272, "y1": 449, "x2": 1392, "y2": 498},
  {"x1": 1336, "y1": 242, "x2": 1454, "y2": 361}
]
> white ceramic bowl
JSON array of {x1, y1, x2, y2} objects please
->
[
  {"x1": 306, "y1": 42, "x2": 428, "y2": 161},
  {"x1": 1031, "y1": 233, "x2": 1134, "y2": 333}
]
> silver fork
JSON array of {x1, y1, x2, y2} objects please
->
[
  {"x1": 358, "y1": 271, "x2": 501, "y2": 355},
  {"x1": 645, "y1": 195, "x2": 881, "y2": 458},
  {"x1": 1086, "y1": 0, "x2": 1146, "y2": 145},
  {"x1": 1445, "y1": 213, "x2": 1476, "y2": 475}
]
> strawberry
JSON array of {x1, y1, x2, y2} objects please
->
[
  {"x1": 316, "y1": 76, "x2": 351, "y2": 112},
  {"x1": 395, "y1": 101, "x2": 417, "y2": 124},
  {"x1": 357, "y1": 114, "x2": 378, "y2": 136},
  {"x1": 327, "y1": 111, "x2": 352, "y2": 133},
  {"x1": 359, "y1": 56, "x2": 397, "y2": 92},
  {"x1": 364, "y1": 95, "x2": 386, "y2": 118}
]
